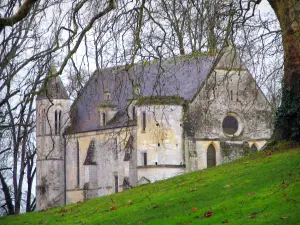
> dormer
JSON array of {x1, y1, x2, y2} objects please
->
[
  {"x1": 98, "y1": 103, "x2": 118, "y2": 127},
  {"x1": 127, "y1": 100, "x2": 137, "y2": 121},
  {"x1": 132, "y1": 84, "x2": 141, "y2": 98},
  {"x1": 104, "y1": 89, "x2": 111, "y2": 102}
]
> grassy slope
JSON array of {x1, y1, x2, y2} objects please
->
[{"x1": 1, "y1": 146, "x2": 300, "y2": 225}]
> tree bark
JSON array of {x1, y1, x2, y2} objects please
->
[
  {"x1": 0, "y1": 0, "x2": 38, "y2": 28},
  {"x1": 268, "y1": 0, "x2": 300, "y2": 140}
]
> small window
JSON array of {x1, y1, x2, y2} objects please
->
[
  {"x1": 105, "y1": 93, "x2": 110, "y2": 101},
  {"x1": 41, "y1": 109, "x2": 46, "y2": 135},
  {"x1": 55, "y1": 110, "x2": 62, "y2": 135},
  {"x1": 142, "y1": 112, "x2": 146, "y2": 132},
  {"x1": 143, "y1": 152, "x2": 147, "y2": 166},
  {"x1": 114, "y1": 176, "x2": 118, "y2": 193},
  {"x1": 77, "y1": 140, "x2": 80, "y2": 187},
  {"x1": 251, "y1": 144, "x2": 258, "y2": 153},
  {"x1": 59, "y1": 111, "x2": 62, "y2": 133},
  {"x1": 114, "y1": 138, "x2": 118, "y2": 160},
  {"x1": 230, "y1": 90, "x2": 233, "y2": 101},
  {"x1": 132, "y1": 106, "x2": 136, "y2": 119},
  {"x1": 102, "y1": 112, "x2": 106, "y2": 126},
  {"x1": 222, "y1": 115, "x2": 238, "y2": 135},
  {"x1": 55, "y1": 110, "x2": 58, "y2": 134}
]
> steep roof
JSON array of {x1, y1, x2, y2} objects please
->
[
  {"x1": 69, "y1": 55, "x2": 215, "y2": 133},
  {"x1": 37, "y1": 68, "x2": 69, "y2": 100}
]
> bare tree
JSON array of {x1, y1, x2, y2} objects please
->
[{"x1": 0, "y1": 0, "x2": 116, "y2": 215}]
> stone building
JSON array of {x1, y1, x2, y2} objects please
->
[{"x1": 36, "y1": 47, "x2": 273, "y2": 210}]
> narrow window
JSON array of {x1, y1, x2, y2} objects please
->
[
  {"x1": 58, "y1": 110, "x2": 62, "y2": 134},
  {"x1": 132, "y1": 106, "x2": 136, "y2": 119},
  {"x1": 114, "y1": 138, "x2": 118, "y2": 160},
  {"x1": 142, "y1": 112, "x2": 146, "y2": 132},
  {"x1": 41, "y1": 109, "x2": 46, "y2": 135},
  {"x1": 143, "y1": 152, "x2": 147, "y2": 166},
  {"x1": 230, "y1": 90, "x2": 233, "y2": 101},
  {"x1": 55, "y1": 110, "x2": 58, "y2": 134},
  {"x1": 102, "y1": 112, "x2": 106, "y2": 126},
  {"x1": 77, "y1": 140, "x2": 80, "y2": 187},
  {"x1": 114, "y1": 176, "x2": 118, "y2": 193}
]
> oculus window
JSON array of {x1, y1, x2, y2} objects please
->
[{"x1": 222, "y1": 115, "x2": 239, "y2": 135}]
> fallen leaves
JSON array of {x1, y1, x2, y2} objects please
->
[
  {"x1": 110, "y1": 205, "x2": 117, "y2": 211},
  {"x1": 247, "y1": 192, "x2": 256, "y2": 197},
  {"x1": 204, "y1": 208, "x2": 213, "y2": 218},
  {"x1": 280, "y1": 215, "x2": 288, "y2": 220},
  {"x1": 190, "y1": 187, "x2": 198, "y2": 192}
]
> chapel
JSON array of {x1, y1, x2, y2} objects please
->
[{"x1": 36, "y1": 46, "x2": 273, "y2": 210}]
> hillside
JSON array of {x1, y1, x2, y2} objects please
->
[{"x1": 1, "y1": 144, "x2": 300, "y2": 225}]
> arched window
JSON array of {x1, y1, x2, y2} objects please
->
[
  {"x1": 251, "y1": 144, "x2": 258, "y2": 153},
  {"x1": 207, "y1": 144, "x2": 216, "y2": 168}
]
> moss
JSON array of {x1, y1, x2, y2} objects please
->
[
  {"x1": 99, "y1": 102, "x2": 116, "y2": 108},
  {"x1": 135, "y1": 95, "x2": 185, "y2": 106}
]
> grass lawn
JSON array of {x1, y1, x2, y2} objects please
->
[{"x1": 1, "y1": 145, "x2": 300, "y2": 225}]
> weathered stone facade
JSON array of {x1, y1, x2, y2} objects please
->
[{"x1": 36, "y1": 47, "x2": 273, "y2": 210}]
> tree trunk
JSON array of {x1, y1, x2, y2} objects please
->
[
  {"x1": 0, "y1": 173, "x2": 14, "y2": 215},
  {"x1": 269, "y1": 0, "x2": 300, "y2": 140}
]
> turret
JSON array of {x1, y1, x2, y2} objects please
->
[{"x1": 36, "y1": 69, "x2": 70, "y2": 210}]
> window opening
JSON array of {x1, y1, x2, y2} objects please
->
[
  {"x1": 114, "y1": 138, "x2": 118, "y2": 160},
  {"x1": 207, "y1": 144, "x2": 216, "y2": 168},
  {"x1": 230, "y1": 90, "x2": 233, "y2": 100},
  {"x1": 142, "y1": 112, "x2": 146, "y2": 132},
  {"x1": 41, "y1": 109, "x2": 46, "y2": 135},
  {"x1": 77, "y1": 141, "x2": 80, "y2": 187},
  {"x1": 59, "y1": 110, "x2": 62, "y2": 134},
  {"x1": 102, "y1": 112, "x2": 106, "y2": 126},
  {"x1": 105, "y1": 93, "x2": 110, "y2": 101},
  {"x1": 222, "y1": 115, "x2": 238, "y2": 135},
  {"x1": 55, "y1": 110, "x2": 58, "y2": 134},
  {"x1": 251, "y1": 144, "x2": 258, "y2": 153},
  {"x1": 143, "y1": 152, "x2": 147, "y2": 166},
  {"x1": 114, "y1": 176, "x2": 118, "y2": 193},
  {"x1": 132, "y1": 106, "x2": 136, "y2": 119}
]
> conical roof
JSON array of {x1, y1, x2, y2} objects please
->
[{"x1": 37, "y1": 67, "x2": 69, "y2": 100}]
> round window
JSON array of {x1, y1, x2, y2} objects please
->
[{"x1": 222, "y1": 115, "x2": 238, "y2": 135}]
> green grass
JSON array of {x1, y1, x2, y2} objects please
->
[{"x1": 1, "y1": 146, "x2": 300, "y2": 225}]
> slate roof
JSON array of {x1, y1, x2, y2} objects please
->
[
  {"x1": 68, "y1": 45, "x2": 247, "y2": 135},
  {"x1": 68, "y1": 55, "x2": 216, "y2": 134}
]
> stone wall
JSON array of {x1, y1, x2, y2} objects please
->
[{"x1": 136, "y1": 104, "x2": 185, "y2": 183}]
